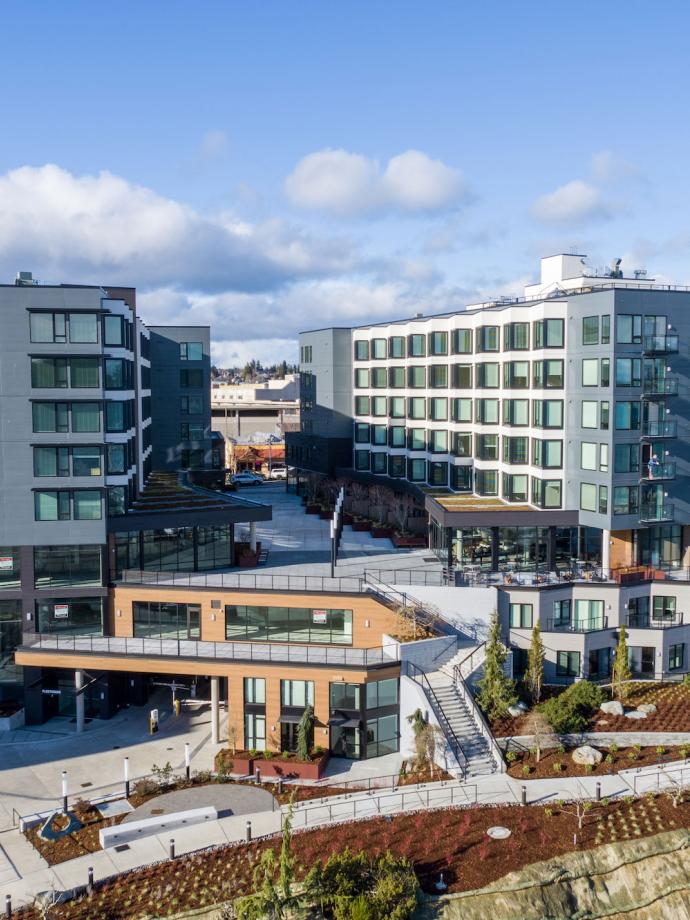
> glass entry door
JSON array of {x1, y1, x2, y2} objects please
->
[{"x1": 186, "y1": 605, "x2": 200, "y2": 639}]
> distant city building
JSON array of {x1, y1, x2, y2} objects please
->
[{"x1": 211, "y1": 374, "x2": 300, "y2": 440}]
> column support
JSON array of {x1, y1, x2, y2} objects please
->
[
  {"x1": 211, "y1": 676, "x2": 220, "y2": 745},
  {"x1": 249, "y1": 522, "x2": 257, "y2": 552},
  {"x1": 75, "y1": 670, "x2": 85, "y2": 734},
  {"x1": 602, "y1": 529, "x2": 611, "y2": 579}
]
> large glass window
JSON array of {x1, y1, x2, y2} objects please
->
[
  {"x1": 504, "y1": 322, "x2": 529, "y2": 351},
  {"x1": 503, "y1": 361, "x2": 530, "y2": 389},
  {"x1": 108, "y1": 486, "x2": 127, "y2": 516},
  {"x1": 32, "y1": 402, "x2": 69, "y2": 433},
  {"x1": 73, "y1": 490, "x2": 102, "y2": 520},
  {"x1": 196, "y1": 525, "x2": 232, "y2": 570},
  {"x1": 388, "y1": 336, "x2": 405, "y2": 358},
  {"x1": 503, "y1": 436, "x2": 528, "y2": 464},
  {"x1": 503, "y1": 399, "x2": 529, "y2": 426},
  {"x1": 281, "y1": 680, "x2": 314, "y2": 707},
  {"x1": 451, "y1": 398, "x2": 472, "y2": 422},
  {"x1": 0, "y1": 548, "x2": 20, "y2": 589},
  {"x1": 34, "y1": 545, "x2": 102, "y2": 588},
  {"x1": 532, "y1": 478, "x2": 562, "y2": 508},
  {"x1": 244, "y1": 677, "x2": 265, "y2": 704},
  {"x1": 476, "y1": 363, "x2": 499, "y2": 388},
  {"x1": 532, "y1": 439, "x2": 562, "y2": 469},
  {"x1": 133, "y1": 601, "x2": 200, "y2": 638},
  {"x1": 366, "y1": 678, "x2": 398, "y2": 708},
  {"x1": 533, "y1": 399, "x2": 563, "y2": 429},
  {"x1": 429, "y1": 364, "x2": 448, "y2": 388},
  {"x1": 34, "y1": 491, "x2": 70, "y2": 521},
  {"x1": 354, "y1": 340, "x2": 369, "y2": 361},
  {"x1": 617, "y1": 315, "x2": 642, "y2": 345},
  {"x1": 534, "y1": 318, "x2": 564, "y2": 348},
  {"x1": 452, "y1": 364, "x2": 472, "y2": 388},
  {"x1": 477, "y1": 433, "x2": 499, "y2": 460},
  {"x1": 180, "y1": 369, "x2": 203, "y2": 388},
  {"x1": 103, "y1": 314, "x2": 124, "y2": 346},
  {"x1": 225, "y1": 605, "x2": 353, "y2": 644},
  {"x1": 72, "y1": 447, "x2": 102, "y2": 477},
  {"x1": 582, "y1": 316, "x2": 599, "y2": 345},
  {"x1": 245, "y1": 713, "x2": 266, "y2": 751},
  {"x1": 107, "y1": 444, "x2": 127, "y2": 474},
  {"x1": 581, "y1": 401, "x2": 598, "y2": 428},
  {"x1": 580, "y1": 483, "x2": 597, "y2": 512},
  {"x1": 407, "y1": 458, "x2": 426, "y2": 481},
  {"x1": 0, "y1": 600, "x2": 22, "y2": 695},
  {"x1": 72, "y1": 402, "x2": 101, "y2": 432},
  {"x1": 669, "y1": 644, "x2": 684, "y2": 671},
  {"x1": 428, "y1": 331, "x2": 448, "y2": 355},
  {"x1": 509, "y1": 603, "x2": 533, "y2": 628},
  {"x1": 31, "y1": 358, "x2": 68, "y2": 388},
  {"x1": 33, "y1": 446, "x2": 70, "y2": 477},
  {"x1": 36, "y1": 597, "x2": 104, "y2": 635},
  {"x1": 69, "y1": 313, "x2": 99, "y2": 343},
  {"x1": 503, "y1": 473, "x2": 528, "y2": 502},
  {"x1": 557, "y1": 651, "x2": 581, "y2": 677},
  {"x1": 615, "y1": 401, "x2": 641, "y2": 430},
  {"x1": 476, "y1": 398, "x2": 499, "y2": 424},
  {"x1": 30, "y1": 312, "x2": 66, "y2": 343},
  {"x1": 330, "y1": 682, "x2": 361, "y2": 710},
  {"x1": 71, "y1": 358, "x2": 100, "y2": 388},
  {"x1": 475, "y1": 469, "x2": 498, "y2": 495},
  {"x1": 477, "y1": 326, "x2": 499, "y2": 352},
  {"x1": 582, "y1": 359, "x2": 599, "y2": 387},
  {"x1": 408, "y1": 334, "x2": 425, "y2": 357},
  {"x1": 451, "y1": 329, "x2": 472, "y2": 354},
  {"x1": 613, "y1": 486, "x2": 638, "y2": 515},
  {"x1": 366, "y1": 714, "x2": 398, "y2": 757},
  {"x1": 371, "y1": 338, "x2": 386, "y2": 359},
  {"x1": 407, "y1": 366, "x2": 426, "y2": 388},
  {"x1": 429, "y1": 398, "x2": 448, "y2": 421},
  {"x1": 574, "y1": 599, "x2": 604, "y2": 630},
  {"x1": 180, "y1": 342, "x2": 203, "y2": 361},
  {"x1": 407, "y1": 397, "x2": 426, "y2": 419},
  {"x1": 532, "y1": 359, "x2": 564, "y2": 388},
  {"x1": 388, "y1": 366, "x2": 405, "y2": 388}
]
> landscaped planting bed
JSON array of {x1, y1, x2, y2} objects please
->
[
  {"x1": 12, "y1": 793, "x2": 690, "y2": 919},
  {"x1": 505, "y1": 744, "x2": 689, "y2": 779}
]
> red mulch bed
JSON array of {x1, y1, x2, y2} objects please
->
[
  {"x1": 12, "y1": 794, "x2": 690, "y2": 919},
  {"x1": 506, "y1": 744, "x2": 689, "y2": 779}
]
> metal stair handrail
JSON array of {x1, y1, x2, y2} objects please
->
[
  {"x1": 456, "y1": 641, "x2": 487, "y2": 679},
  {"x1": 452, "y1": 663, "x2": 506, "y2": 773},
  {"x1": 405, "y1": 660, "x2": 468, "y2": 779}
]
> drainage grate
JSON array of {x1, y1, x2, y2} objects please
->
[
  {"x1": 150, "y1": 808, "x2": 165, "y2": 816},
  {"x1": 80, "y1": 782, "x2": 93, "y2": 788},
  {"x1": 422, "y1": 557, "x2": 437, "y2": 562},
  {"x1": 114, "y1": 844, "x2": 130, "y2": 852}
]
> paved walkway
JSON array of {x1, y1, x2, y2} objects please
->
[
  {"x1": 123, "y1": 783, "x2": 276, "y2": 822},
  {"x1": 499, "y1": 731, "x2": 690, "y2": 749},
  {"x1": 5, "y1": 757, "x2": 687, "y2": 911}
]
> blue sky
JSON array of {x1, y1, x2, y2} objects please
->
[{"x1": 1, "y1": 0, "x2": 690, "y2": 364}]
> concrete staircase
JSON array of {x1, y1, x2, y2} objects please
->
[{"x1": 424, "y1": 668, "x2": 498, "y2": 778}]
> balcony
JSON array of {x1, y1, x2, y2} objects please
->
[
  {"x1": 545, "y1": 616, "x2": 608, "y2": 633},
  {"x1": 643, "y1": 334, "x2": 679, "y2": 354},
  {"x1": 641, "y1": 420, "x2": 677, "y2": 438},
  {"x1": 642, "y1": 376, "x2": 679, "y2": 398},
  {"x1": 626, "y1": 612, "x2": 684, "y2": 629},
  {"x1": 639, "y1": 502, "x2": 674, "y2": 523},
  {"x1": 639, "y1": 462, "x2": 676, "y2": 482}
]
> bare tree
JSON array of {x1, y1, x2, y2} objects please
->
[
  {"x1": 348, "y1": 481, "x2": 369, "y2": 516},
  {"x1": 521, "y1": 709, "x2": 554, "y2": 763},
  {"x1": 556, "y1": 793, "x2": 596, "y2": 830},
  {"x1": 370, "y1": 484, "x2": 390, "y2": 524},
  {"x1": 390, "y1": 492, "x2": 413, "y2": 534}
]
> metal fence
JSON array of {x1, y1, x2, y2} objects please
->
[
  {"x1": 121, "y1": 569, "x2": 367, "y2": 593},
  {"x1": 628, "y1": 761, "x2": 690, "y2": 795}
]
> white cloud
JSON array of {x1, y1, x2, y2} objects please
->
[
  {"x1": 199, "y1": 129, "x2": 229, "y2": 159},
  {"x1": 211, "y1": 338, "x2": 298, "y2": 368},
  {"x1": 591, "y1": 150, "x2": 639, "y2": 183},
  {"x1": 531, "y1": 179, "x2": 610, "y2": 224},
  {"x1": 0, "y1": 164, "x2": 355, "y2": 292},
  {"x1": 284, "y1": 148, "x2": 467, "y2": 217}
]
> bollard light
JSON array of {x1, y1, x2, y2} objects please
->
[
  {"x1": 521, "y1": 785, "x2": 527, "y2": 807},
  {"x1": 185, "y1": 742, "x2": 191, "y2": 781},
  {"x1": 246, "y1": 820, "x2": 252, "y2": 842},
  {"x1": 62, "y1": 770, "x2": 68, "y2": 813},
  {"x1": 595, "y1": 781, "x2": 601, "y2": 802},
  {"x1": 5, "y1": 894, "x2": 12, "y2": 919},
  {"x1": 124, "y1": 757, "x2": 130, "y2": 799},
  {"x1": 169, "y1": 838, "x2": 175, "y2": 859},
  {"x1": 87, "y1": 866, "x2": 94, "y2": 895}
]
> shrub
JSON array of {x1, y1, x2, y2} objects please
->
[
  {"x1": 538, "y1": 681, "x2": 606, "y2": 733},
  {"x1": 656, "y1": 746, "x2": 665, "y2": 756},
  {"x1": 553, "y1": 762, "x2": 563, "y2": 773},
  {"x1": 608, "y1": 743, "x2": 619, "y2": 753},
  {"x1": 544, "y1": 808, "x2": 553, "y2": 818},
  {"x1": 522, "y1": 765, "x2": 531, "y2": 777},
  {"x1": 605, "y1": 754, "x2": 614, "y2": 765},
  {"x1": 506, "y1": 751, "x2": 517, "y2": 763}
]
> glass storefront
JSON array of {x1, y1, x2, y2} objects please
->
[
  {"x1": 226, "y1": 605, "x2": 353, "y2": 644},
  {"x1": 451, "y1": 527, "x2": 493, "y2": 569},
  {"x1": 0, "y1": 600, "x2": 22, "y2": 701},
  {"x1": 114, "y1": 524, "x2": 234, "y2": 578},
  {"x1": 0, "y1": 547, "x2": 20, "y2": 589},
  {"x1": 197, "y1": 526, "x2": 232, "y2": 570},
  {"x1": 34, "y1": 545, "x2": 102, "y2": 588},
  {"x1": 36, "y1": 597, "x2": 104, "y2": 635},
  {"x1": 133, "y1": 601, "x2": 200, "y2": 639},
  {"x1": 143, "y1": 527, "x2": 195, "y2": 570},
  {"x1": 497, "y1": 527, "x2": 548, "y2": 571},
  {"x1": 638, "y1": 525, "x2": 681, "y2": 569}
]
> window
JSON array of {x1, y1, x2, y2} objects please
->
[
  {"x1": 557, "y1": 651, "x2": 580, "y2": 677},
  {"x1": 31, "y1": 358, "x2": 68, "y2": 388},
  {"x1": 107, "y1": 486, "x2": 127, "y2": 516},
  {"x1": 244, "y1": 677, "x2": 265, "y2": 705},
  {"x1": 617, "y1": 314, "x2": 642, "y2": 344},
  {"x1": 107, "y1": 444, "x2": 127, "y2": 474},
  {"x1": 452, "y1": 432, "x2": 472, "y2": 457},
  {"x1": 451, "y1": 465, "x2": 472, "y2": 491},
  {"x1": 69, "y1": 314, "x2": 99, "y2": 343},
  {"x1": 407, "y1": 397, "x2": 426, "y2": 419},
  {"x1": 226, "y1": 605, "x2": 352, "y2": 644},
  {"x1": 181, "y1": 396, "x2": 203, "y2": 414},
  {"x1": 427, "y1": 460, "x2": 448, "y2": 485},
  {"x1": 581, "y1": 401, "x2": 598, "y2": 428},
  {"x1": 366, "y1": 678, "x2": 398, "y2": 708},
  {"x1": 600, "y1": 401, "x2": 610, "y2": 430},
  {"x1": 371, "y1": 338, "x2": 386, "y2": 359},
  {"x1": 615, "y1": 358, "x2": 642, "y2": 387},
  {"x1": 408, "y1": 366, "x2": 426, "y2": 388},
  {"x1": 181, "y1": 423, "x2": 204, "y2": 439},
  {"x1": 73, "y1": 490, "x2": 102, "y2": 520},
  {"x1": 503, "y1": 399, "x2": 529, "y2": 426},
  {"x1": 581, "y1": 442, "x2": 597, "y2": 471},
  {"x1": 354, "y1": 450, "x2": 370, "y2": 471},
  {"x1": 34, "y1": 491, "x2": 70, "y2": 521},
  {"x1": 532, "y1": 478, "x2": 562, "y2": 508},
  {"x1": 553, "y1": 599, "x2": 571, "y2": 627},
  {"x1": 532, "y1": 439, "x2": 562, "y2": 469},
  {"x1": 371, "y1": 396, "x2": 387, "y2": 416},
  {"x1": 354, "y1": 396, "x2": 370, "y2": 416},
  {"x1": 180, "y1": 369, "x2": 203, "y2": 388},
  {"x1": 354, "y1": 368, "x2": 370, "y2": 388},
  {"x1": 628, "y1": 646, "x2": 655, "y2": 677},
  {"x1": 388, "y1": 455, "x2": 405, "y2": 477},
  {"x1": 105, "y1": 401, "x2": 126, "y2": 432},
  {"x1": 245, "y1": 712, "x2": 266, "y2": 751},
  {"x1": 408, "y1": 333, "x2": 425, "y2": 357},
  {"x1": 30, "y1": 312, "x2": 66, "y2": 343},
  {"x1": 599, "y1": 485, "x2": 608, "y2": 514},
  {"x1": 388, "y1": 396, "x2": 405, "y2": 418},
  {"x1": 589, "y1": 647, "x2": 611, "y2": 679},
  {"x1": 330, "y1": 682, "x2": 361, "y2": 710},
  {"x1": 614, "y1": 443, "x2": 639, "y2": 473},
  {"x1": 615, "y1": 401, "x2": 641, "y2": 430},
  {"x1": 652, "y1": 596, "x2": 676, "y2": 622},
  {"x1": 103, "y1": 314, "x2": 124, "y2": 346},
  {"x1": 33, "y1": 544, "x2": 102, "y2": 588},
  {"x1": 503, "y1": 361, "x2": 530, "y2": 389},
  {"x1": 582, "y1": 359, "x2": 599, "y2": 387},
  {"x1": 300, "y1": 345, "x2": 312, "y2": 363},
  {"x1": 36, "y1": 597, "x2": 103, "y2": 635},
  {"x1": 580, "y1": 483, "x2": 597, "y2": 512},
  {"x1": 534, "y1": 318, "x2": 564, "y2": 348},
  {"x1": 533, "y1": 399, "x2": 563, "y2": 429},
  {"x1": 452, "y1": 364, "x2": 472, "y2": 388},
  {"x1": 601, "y1": 315, "x2": 611, "y2": 344},
  {"x1": 582, "y1": 316, "x2": 599, "y2": 345},
  {"x1": 477, "y1": 433, "x2": 498, "y2": 460},
  {"x1": 451, "y1": 397, "x2": 472, "y2": 422},
  {"x1": 388, "y1": 366, "x2": 405, "y2": 388},
  {"x1": 451, "y1": 329, "x2": 472, "y2": 354},
  {"x1": 366, "y1": 714, "x2": 398, "y2": 757},
  {"x1": 33, "y1": 446, "x2": 70, "y2": 477},
  {"x1": 429, "y1": 398, "x2": 448, "y2": 421},
  {"x1": 429, "y1": 364, "x2": 448, "y2": 388},
  {"x1": 32, "y1": 402, "x2": 69, "y2": 433},
  {"x1": 429, "y1": 429, "x2": 448, "y2": 453},
  {"x1": 503, "y1": 436, "x2": 528, "y2": 464},
  {"x1": 532, "y1": 359, "x2": 564, "y2": 388},
  {"x1": 180, "y1": 342, "x2": 203, "y2": 361},
  {"x1": 504, "y1": 322, "x2": 529, "y2": 351},
  {"x1": 510, "y1": 603, "x2": 533, "y2": 628},
  {"x1": 371, "y1": 451, "x2": 387, "y2": 473},
  {"x1": 281, "y1": 679, "x2": 314, "y2": 707},
  {"x1": 408, "y1": 428, "x2": 426, "y2": 450},
  {"x1": 475, "y1": 469, "x2": 498, "y2": 495},
  {"x1": 354, "y1": 422, "x2": 370, "y2": 444},
  {"x1": 600, "y1": 443, "x2": 609, "y2": 472},
  {"x1": 72, "y1": 447, "x2": 101, "y2": 477},
  {"x1": 104, "y1": 358, "x2": 128, "y2": 389},
  {"x1": 601, "y1": 358, "x2": 610, "y2": 387},
  {"x1": 407, "y1": 458, "x2": 426, "y2": 481},
  {"x1": 477, "y1": 325, "x2": 499, "y2": 352},
  {"x1": 388, "y1": 336, "x2": 405, "y2": 358},
  {"x1": 475, "y1": 398, "x2": 499, "y2": 424},
  {"x1": 575, "y1": 601, "x2": 604, "y2": 632},
  {"x1": 354, "y1": 340, "x2": 369, "y2": 360},
  {"x1": 428, "y1": 331, "x2": 448, "y2": 355},
  {"x1": 476, "y1": 363, "x2": 499, "y2": 388},
  {"x1": 669, "y1": 643, "x2": 684, "y2": 671},
  {"x1": 388, "y1": 426, "x2": 405, "y2": 447},
  {"x1": 73, "y1": 402, "x2": 101, "y2": 432},
  {"x1": 503, "y1": 473, "x2": 528, "y2": 502},
  {"x1": 613, "y1": 486, "x2": 638, "y2": 515}
]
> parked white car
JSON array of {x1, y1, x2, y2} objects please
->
[
  {"x1": 232, "y1": 472, "x2": 264, "y2": 485},
  {"x1": 268, "y1": 466, "x2": 287, "y2": 480}
]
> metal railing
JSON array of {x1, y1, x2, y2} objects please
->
[
  {"x1": 642, "y1": 334, "x2": 679, "y2": 354},
  {"x1": 642, "y1": 376, "x2": 679, "y2": 397},
  {"x1": 21, "y1": 632, "x2": 398, "y2": 667},
  {"x1": 363, "y1": 568, "x2": 447, "y2": 587},
  {"x1": 451, "y1": 663, "x2": 505, "y2": 773},
  {"x1": 639, "y1": 502, "x2": 674, "y2": 523},
  {"x1": 455, "y1": 642, "x2": 487, "y2": 679},
  {"x1": 121, "y1": 569, "x2": 367, "y2": 594},
  {"x1": 629, "y1": 761, "x2": 690, "y2": 795},
  {"x1": 642, "y1": 420, "x2": 677, "y2": 438},
  {"x1": 639, "y1": 462, "x2": 676, "y2": 481},
  {"x1": 626, "y1": 612, "x2": 684, "y2": 629},
  {"x1": 545, "y1": 616, "x2": 608, "y2": 633},
  {"x1": 405, "y1": 660, "x2": 468, "y2": 778}
]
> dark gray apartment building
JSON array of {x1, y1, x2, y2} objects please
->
[{"x1": 0, "y1": 274, "x2": 269, "y2": 720}]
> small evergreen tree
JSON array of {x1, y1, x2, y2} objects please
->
[
  {"x1": 525, "y1": 621, "x2": 545, "y2": 703},
  {"x1": 297, "y1": 704, "x2": 314, "y2": 760},
  {"x1": 612, "y1": 625, "x2": 633, "y2": 701},
  {"x1": 476, "y1": 611, "x2": 518, "y2": 721}
]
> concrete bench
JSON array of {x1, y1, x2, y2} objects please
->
[{"x1": 99, "y1": 806, "x2": 218, "y2": 848}]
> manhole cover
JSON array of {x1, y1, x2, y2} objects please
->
[{"x1": 487, "y1": 826, "x2": 511, "y2": 839}]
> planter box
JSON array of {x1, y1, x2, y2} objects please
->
[
  {"x1": 238, "y1": 554, "x2": 260, "y2": 568},
  {"x1": 391, "y1": 534, "x2": 427, "y2": 548},
  {"x1": 342, "y1": 511, "x2": 354, "y2": 525},
  {"x1": 371, "y1": 525, "x2": 393, "y2": 538},
  {"x1": 319, "y1": 509, "x2": 333, "y2": 520},
  {"x1": 0, "y1": 707, "x2": 24, "y2": 731},
  {"x1": 352, "y1": 519, "x2": 372, "y2": 532},
  {"x1": 215, "y1": 751, "x2": 254, "y2": 774},
  {"x1": 255, "y1": 752, "x2": 330, "y2": 780},
  {"x1": 305, "y1": 504, "x2": 320, "y2": 515}
]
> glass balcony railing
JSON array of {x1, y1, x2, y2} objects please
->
[
  {"x1": 640, "y1": 462, "x2": 676, "y2": 481},
  {"x1": 642, "y1": 420, "x2": 677, "y2": 438},
  {"x1": 642, "y1": 376, "x2": 679, "y2": 397},
  {"x1": 643, "y1": 334, "x2": 679, "y2": 354},
  {"x1": 626, "y1": 612, "x2": 684, "y2": 629},
  {"x1": 546, "y1": 616, "x2": 608, "y2": 633},
  {"x1": 639, "y1": 502, "x2": 674, "y2": 523}
]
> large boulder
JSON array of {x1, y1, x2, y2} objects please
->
[
  {"x1": 508, "y1": 702, "x2": 528, "y2": 717},
  {"x1": 638, "y1": 703, "x2": 657, "y2": 715},
  {"x1": 600, "y1": 700, "x2": 624, "y2": 716},
  {"x1": 571, "y1": 744, "x2": 603, "y2": 766},
  {"x1": 624, "y1": 709, "x2": 648, "y2": 719}
]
